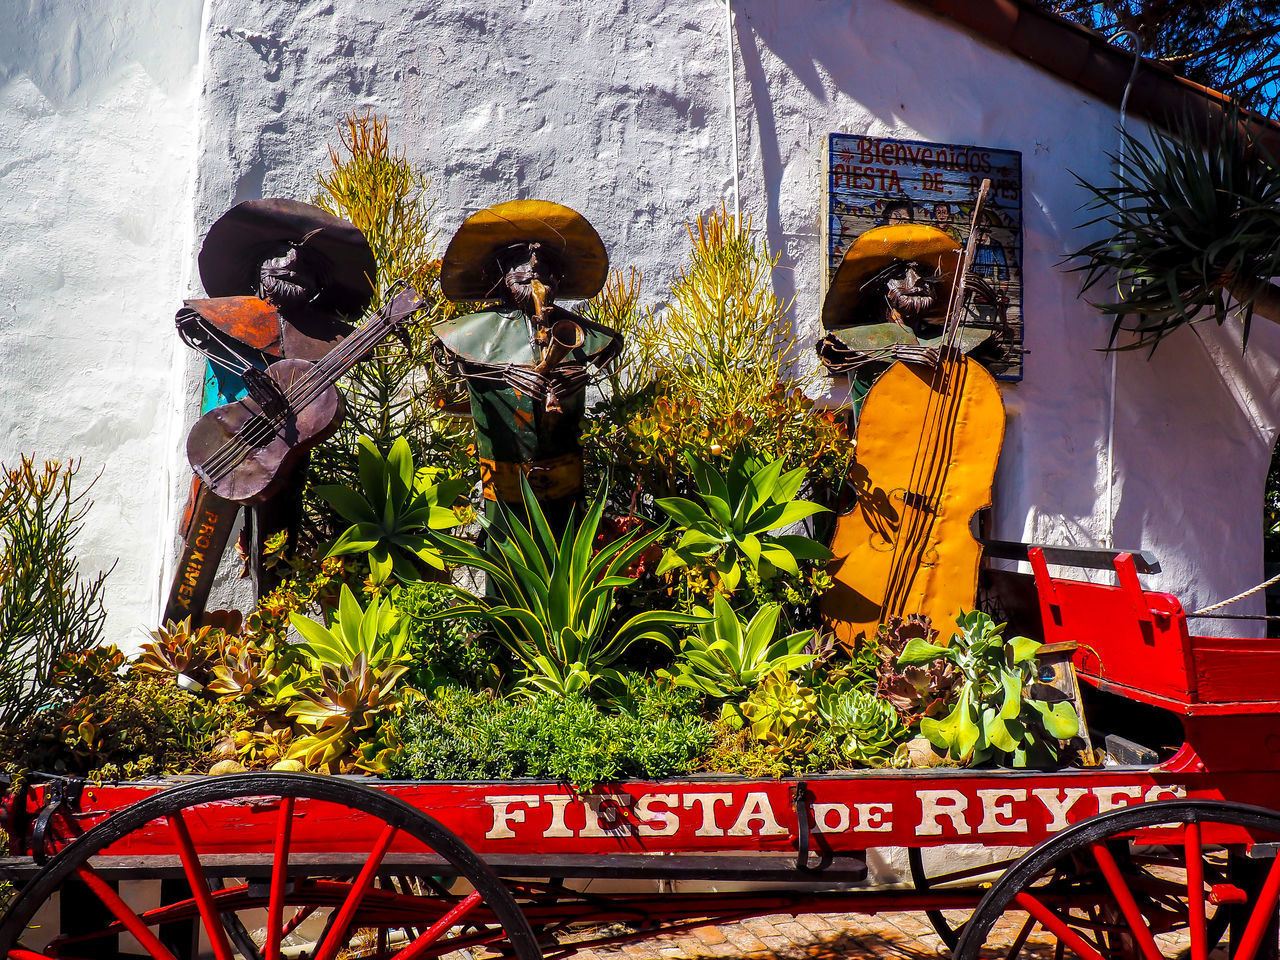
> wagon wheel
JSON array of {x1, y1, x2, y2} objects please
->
[
  {"x1": 0, "y1": 772, "x2": 541, "y2": 960},
  {"x1": 952, "y1": 799, "x2": 1280, "y2": 960},
  {"x1": 908, "y1": 845, "x2": 1027, "y2": 949}
]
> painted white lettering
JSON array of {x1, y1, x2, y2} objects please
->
[
  {"x1": 543, "y1": 794, "x2": 574, "y2": 838},
  {"x1": 485, "y1": 794, "x2": 540, "y2": 840},
  {"x1": 917, "y1": 790, "x2": 972, "y2": 836},
  {"x1": 636, "y1": 793, "x2": 680, "y2": 837},
  {"x1": 1031, "y1": 787, "x2": 1091, "y2": 832},
  {"x1": 581, "y1": 794, "x2": 633, "y2": 838},
  {"x1": 812, "y1": 803, "x2": 850, "y2": 834},
  {"x1": 1095, "y1": 785, "x2": 1144, "y2": 813},
  {"x1": 1145, "y1": 784, "x2": 1186, "y2": 802},
  {"x1": 728, "y1": 792, "x2": 788, "y2": 837},
  {"x1": 854, "y1": 802, "x2": 893, "y2": 833},
  {"x1": 682, "y1": 793, "x2": 734, "y2": 837},
  {"x1": 977, "y1": 789, "x2": 1027, "y2": 833}
]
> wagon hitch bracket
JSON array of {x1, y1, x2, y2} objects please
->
[{"x1": 31, "y1": 777, "x2": 85, "y2": 865}]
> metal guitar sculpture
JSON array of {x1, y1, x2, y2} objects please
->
[{"x1": 186, "y1": 284, "x2": 426, "y2": 504}]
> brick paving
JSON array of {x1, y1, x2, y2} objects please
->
[
  {"x1": 557, "y1": 913, "x2": 949, "y2": 960},
  {"x1": 555, "y1": 909, "x2": 1074, "y2": 960}
]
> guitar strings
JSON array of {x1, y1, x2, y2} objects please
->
[
  {"x1": 196, "y1": 282, "x2": 417, "y2": 485},
  {"x1": 199, "y1": 294, "x2": 412, "y2": 482}
]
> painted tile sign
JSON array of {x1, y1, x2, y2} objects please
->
[{"x1": 827, "y1": 134, "x2": 1024, "y2": 379}]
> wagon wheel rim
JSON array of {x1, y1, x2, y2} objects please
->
[
  {"x1": 953, "y1": 799, "x2": 1280, "y2": 960},
  {"x1": 0, "y1": 772, "x2": 542, "y2": 960}
]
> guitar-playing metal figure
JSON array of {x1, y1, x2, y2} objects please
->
[
  {"x1": 431, "y1": 200, "x2": 622, "y2": 531},
  {"x1": 164, "y1": 199, "x2": 379, "y2": 623}
]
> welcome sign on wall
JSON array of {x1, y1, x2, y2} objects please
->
[{"x1": 826, "y1": 134, "x2": 1024, "y2": 379}]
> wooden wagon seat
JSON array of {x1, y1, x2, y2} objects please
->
[{"x1": 1029, "y1": 547, "x2": 1280, "y2": 717}]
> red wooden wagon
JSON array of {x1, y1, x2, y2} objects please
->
[{"x1": 4, "y1": 545, "x2": 1280, "y2": 960}]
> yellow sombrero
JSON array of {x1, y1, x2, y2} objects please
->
[
  {"x1": 821, "y1": 224, "x2": 960, "y2": 329},
  {"x1": 440, "y1": 199, "x2": 609, "y2": 301}
]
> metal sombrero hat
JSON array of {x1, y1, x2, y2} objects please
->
[
  {"x1": 821, "y1": 223, "x2": 960, "y2": 329},
  {"x1": 198, "y1": 198, "x2": 377, "y2": 318},
  {"x1": 440, "y1": 199, "x2": 608, "y2": 301}
]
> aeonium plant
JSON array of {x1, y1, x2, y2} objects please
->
[{"x1": 897, "y1": 610, "x2": 1079, "y2": 768}]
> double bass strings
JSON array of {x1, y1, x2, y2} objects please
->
[
  {"x1": 198, "y1": 281, "x2": 416, "y2": 485},
  {"x1": 879, "y1": 181, "x2": 991, "y2": 625}
]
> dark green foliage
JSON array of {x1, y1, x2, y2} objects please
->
[
  {"x1": 388, "y1": 685, "x2": 715, "y2": 787},
  {"x1": 393, "y1": 582, "x2": 505, "y2": 689},
  {"x1": 1068, "y1": 111, "x2": 1280, "y2": 350},
  {"x1": 0, "y1": 663, "x2": 239, "y2": 780},
  {"x1": 0, "y1": 457, "x2": 110, "y2": 730}
]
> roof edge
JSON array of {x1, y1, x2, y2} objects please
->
[{"x1": 905, "y1": 0, "x2": 1280, "y2": 156}]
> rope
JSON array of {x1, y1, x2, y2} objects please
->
[{"x1": 1190, "y1": 569, "x2": 1280, "y2": 615}]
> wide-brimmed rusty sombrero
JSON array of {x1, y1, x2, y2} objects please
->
[
  {"x1": 198, "y1": 198, "x2": 376, "y2": 318},
  {"x1": 821, "y1": 223, "x2": 960, "y2": 329},
  {"x1": 440, "y1": 199, "x2": 608, "y2": 301}
]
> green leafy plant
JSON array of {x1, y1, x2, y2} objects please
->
[
  {"x1": 393, "y1": 581, "x2": 502, "y2": 690},
  {"x1": 0, "y1": 456, "x2": 110, "y2": 731},
  {"x1": 319, "y1": 435, "x2": 471, "y2": 585},
  {"x1": 654, "y1": 453, "x2": 831, "y2": 594},
  {"x1": 1069, "y1": 110, "x2": 1280, "y2": 351},
  {"x1": 389, "y1": 687, "x2": 715, "y2": 787},
  {"x1": 818, "y1": 686, "x2": 906, "y2": 768},
  {"x1": 732, "y1": 672, "x2": 839, "y2": 774},
  {"x1": 898, "y1": 610, "x2": 1079, "y2": 767},
  {"x1": 665, "y1": 594, "x2": 815, "y2": 699},
  {"x1": 289, "y1": 584, "x2": 410, "y2": 670},
  {"x1": 431, "y1": 478, "x2": 704, "y2": 697}
]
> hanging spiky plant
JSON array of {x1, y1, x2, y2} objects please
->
[{"x1": 1068, "y1": 110, "x2": 1280, "y2": 351}]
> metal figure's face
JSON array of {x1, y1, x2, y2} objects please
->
[
  {"x1": 499, "y1": 241, "x2": 561, "y2": 314},
  {"x1": 880, "y1": 258, "x2": 941, "y2": 329},
  {"x1": 258, "y1": 244, "x2": 322, "y2": 308}
]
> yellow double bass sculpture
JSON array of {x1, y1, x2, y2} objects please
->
[{"x1": 820, "y1": 182, "x2": 1005, "y2": 647}]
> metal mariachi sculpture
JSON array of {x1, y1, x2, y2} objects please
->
[
  {"x1": 820, "y1": 181, "x2": 1005, "y2": 648},
  {"x1": 164, "y1": 199, "x2": 387, "y2": 623},
  {"x1": 431, "y1": 199, "x2": 622, "y2": 531}
]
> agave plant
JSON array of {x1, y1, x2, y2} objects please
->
[
  {"x1": 819, "y1": 686, "x2": 905, "y2": 768},
  {"x1": 654, "y1": 453, "x2": 831, "y2": 593},
  {"x1": 898, "y1": 610, "x2": 1079, "y2": 768},
  {"x1": 429, "y1": 477, "x2": 705, "y2": 697},
  {"x1": 666, "y1": 593, "x2": 815, "y2": 699},
  {"x1": 1069, "y1": 110, "x2": 1280, "y2": 351},
  {"x1": 318, "y1": 435, "x2": 471, "y2": 584}
]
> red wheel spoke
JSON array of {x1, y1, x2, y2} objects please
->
[
  {"x1": 313, "y1": 822, "x2": 399, "y2": 960},
  {"x1": 1090, "y1": 841, "x2": 1164, "y2": 960},
  {"x1": 1015, "y1": 891, "x2": 1107, "y2": 960},
  {"x1": 168, "y1": 811, "x2": 236, "y2": 960},
  {"x1": 282, "y1": 904, "x2": 316, "y2": 938},
  {"x1": 395, "y1": 890, "x2": 484, "y2": 960},
  {"x1": 1185, "y1": 821, "x2": 1208, "y2": 960},
  {"x1": 1231, "y1": 848, "x2": 1280, "y2": 960},
  {"x1": 73, "y1": 866, "x2": 180, "y2": 960},
  {"x1": 266, "y1": 796, "x2": 294, "y2": 960}
]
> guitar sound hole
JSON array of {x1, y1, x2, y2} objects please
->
[{"x1": 238, "y1": 414, "x2": 280, "y2": 448}]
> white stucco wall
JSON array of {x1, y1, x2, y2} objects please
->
[
  {"x1": 0, "y1": 0, "x2": 206, "y2": 646},
  {"x1": 5, "y1": 0, "x2": 1277, "y2": 642}
]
